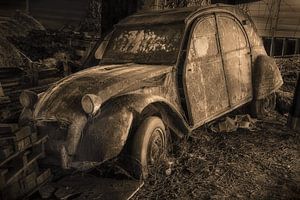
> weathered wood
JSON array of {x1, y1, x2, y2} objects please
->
[
  {"x1": 14, "y1": 126, "x2": 31, "y2": 141},
  {"x1": 0, "y1": 124, "x2": 19, "y2": 134},
  {"x1": 288, "y1": 73, "x2": 300, "y2": 131}
]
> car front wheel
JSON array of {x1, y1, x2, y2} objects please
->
[
  {"x1": 251, "y1": 93, "x2": 276, "y2": 119},
  {"x1": 130, "y1": 116, "x2": 167, "y2": 179}
]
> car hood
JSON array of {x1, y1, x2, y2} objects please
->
[{"x1": 33, "y1": 63, "x2": 173, "y2": 122}]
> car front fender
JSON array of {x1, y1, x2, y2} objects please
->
[
  {"x1": 75, "y1": 93, "x2": 186, "y2": 163},
  {"x1": 76, "y1": 99, "x2": 133, "y2": 163},
  {"x1": 252, "y1": 55, "x2": 283, "y2": 100}
]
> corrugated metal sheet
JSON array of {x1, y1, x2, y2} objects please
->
[{"x1": 245, "y1": 0, "x2": 300, "y2": 38}]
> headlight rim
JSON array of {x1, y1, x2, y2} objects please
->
[
  {"x1": 81, "y1": 94, "x2": 102, "y2": 115},
  {"x1": 19, "y1": 90, "x2": 38, "y2": 109}
]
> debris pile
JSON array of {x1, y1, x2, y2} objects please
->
[
  {"x1": 133, "y1": 113, "x2": 299, "y2": 199},
  {"x1": 0, "y1": 124, "x2": 51, "y2": 200},
  {"x1": 209, "y1": 114, "x2": 257, "y2": 133},
  {"x1": 275, "y1": 56, "x2": 300, "y2": 114},
  {"x1": 0, "y1": 62, "x2": 63, "y2": 123},
  {"x1": 0, "y1": 11, "x2": 100, "y2": 123},
  {"x1": 276, "y1": 56, "x2": 300, "y2": 93}
]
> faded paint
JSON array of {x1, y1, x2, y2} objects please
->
[
  {"x1": 34, "y1": 64, "x2": 173, "y2": 122},
  {"x1": 184, "y1": 15, "x2": 229, "y2": 125},
  {"x1": 25, "y1": 4, "x2": 283, "y2": 169},
  {"x1": 252, "y1": 55, "x2": 283, "y2": 100},
  {"x1": 217, "y1": 14, "x2": 252, "y2": 107}
]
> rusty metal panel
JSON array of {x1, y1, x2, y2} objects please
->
[
  {"x1": 33, "y1": 64, "x2": 173, "y2": 122},
  {"x1": 184, "y1": 16, "x2": 229, "y2": 125},
  {"x1": 221, "y1": 50, "x2": 252, "y2": 105},
  {"x1": 252, "y1": 55, "x2": 283, "y2": 99},
  {"x1": 217, "y1": 15, "x2": 252, "y2": 106}
]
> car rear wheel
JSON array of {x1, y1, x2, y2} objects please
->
[
  {"x1": 130, "y1": 116, "x2": 167, "y2": 179},
  {"x1": 251, "y1": 93, "x2": 276, "y2": 119}
]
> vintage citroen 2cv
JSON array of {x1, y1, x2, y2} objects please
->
[{"x1": 19, "y1": 4, "x2": 283, "y2": 178}]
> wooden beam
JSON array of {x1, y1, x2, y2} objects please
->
[
  {"x1": 295, "y1": 39, "x2": 300, "y2": 54},
  {"x1": 270, "y1": 37, "x2": 275, "y2": 56},
  {"x1": 282, "y1": 38, "x2": 287, "y2": 56}
]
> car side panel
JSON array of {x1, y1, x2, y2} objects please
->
[
  {"x1": 216, "y1": 14, "x2": 253, "y2": 107},
  {"x1": 183, "y1": 15, "x2": 230, "y2": 126},
  {"x1": 252, "y1": 55, "x2": 283, "y2": 99}
]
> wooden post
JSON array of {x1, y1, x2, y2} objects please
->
[
  {"x1": 270, "y1": 37, "x2": 275, "y2": 56},
  {"x1": 270, "y1": 0, "x2": 281, "y2": 56},
  {"x1": 26, "y1": 0, "x2": 29, "y2": 13},
  {"x1": 282, "y1": 38, "x2": 287, "y2": 56},
  {"x1": 295, "y1": 38, "x2": 300, "y2": 55},
  {"x1": 288, "y1": 73, "x2": 300, "y2": 131}
]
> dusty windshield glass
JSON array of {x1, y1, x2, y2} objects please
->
[{"x1": 101, "y1": 24, "x2": 184, "y2": 65}]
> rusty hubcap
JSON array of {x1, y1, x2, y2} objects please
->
[
  {"x1": 262, "y1": 94, "x2": 275, "y2": 114},
  {"x1": 148, "y1": 128, "x2": 165, "y2": 165}
]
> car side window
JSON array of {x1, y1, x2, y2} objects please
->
[
  {"x1": 217, "y1": 16, "x2": 247, "y2": 52},
  {"x1": 189, "y1": 16, "x2": 218, "y2": 59}
]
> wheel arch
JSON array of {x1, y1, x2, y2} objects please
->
[
  {"x1": 75, "y1": 94, "x2": 189, "y2": 163},
  {"x1": 252, "y1": 55, "x2": 283, "y2": 100},
  {"x1": 137, "y1": 102, "x2": 190, "y2": 139}
]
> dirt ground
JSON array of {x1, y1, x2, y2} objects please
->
[
  {"x1": 24, "y1": 58, "x2": 300, "y2": 200},
  {"x1": 133, "y1": 113, "x2": 299, "y2": 200},
  {"x1": 133, "y1": 57, "x2": 300, "y2": 200}
]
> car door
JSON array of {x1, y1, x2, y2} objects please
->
[
  {"x1": 216, "y1": 14, "x2": 252, "y2": 107},
  {"x1": 183, "y1": 15, "x2": 230, "y2": 126}
]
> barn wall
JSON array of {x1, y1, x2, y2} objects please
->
[
  {"x1": 29, "y1": 0, "x2": 137, "y2": 33},
  {"x1": 245, "y1": 0, "x2": 300, "y2": 38},
  {"x1": 0, "y1": 0, "x2": 27, "y2": 17},
  {"x1": 29, "y1": 0, "x2": 89, "y2": 30}
]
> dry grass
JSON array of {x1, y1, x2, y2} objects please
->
[
  {"x1": 133, "y1": 113, "x2": 299, "y2": 199},
  {"x1": 133, "y1": 56, "x2": 300, "y2": 200},
  {"x1": 276, "y1": 56, "x2": 300, "y2": 93}
]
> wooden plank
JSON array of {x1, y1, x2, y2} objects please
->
[
  {"x1": 0, "y1": 83, "x2": 4, "y2": 97},
  {"x1": 0, "y1": 134, "x2": 48, "y2": 167},
  {"x1": 5, "y1": 151, "x2": 44, "y2": 185},
  {"x1": 36, "y1": 169, "x2": 51, "y2": 185},
  {"x1": 295, "y1": 39, "x2": 300, "y2": 54},
  {"x1": 14, "y1": 126, "x2": 32, "y2": 142},
  {"x1": 0, "y1": 124, "x2": 19, "y2": 134},
  {"x1": 0, "y1": 96, "x2": 10, "y2": 104},
  {"x1": 0, "y1": 145, "x2": 14, "y2": 160}
]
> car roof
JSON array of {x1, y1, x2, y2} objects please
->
[{"x1": 117, "y1": 4, "x2": 247, "y2": 26}]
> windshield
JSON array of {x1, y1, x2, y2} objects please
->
[{"x1": 101, "y1": 24, "x2": 185, "y2": 65}]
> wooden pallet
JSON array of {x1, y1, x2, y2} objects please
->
[{"x1": 0, "y1": 124, "x2": 51, "y2": 200}]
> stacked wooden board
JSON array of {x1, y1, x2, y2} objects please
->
[
  {"x1": 0, "y1": 124, "x2": 51, "y2": 199},
  {"x1": 0, "y1": 63, "x2": 62, "y2": 123}
]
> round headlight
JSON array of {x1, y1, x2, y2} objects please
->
[
  {"x1": 19, "y1": 90, "x2": 38, "y2": 108},
  {"x1": 81, "y1": 94, "x2": 102, "y2": 115}
]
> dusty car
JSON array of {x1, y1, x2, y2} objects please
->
[{"x1": 19, "y1": 4, "x2": 283, "y2": 178}]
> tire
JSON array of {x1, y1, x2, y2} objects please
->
[
  {"x1": 130, "y1": 116, "x2": 167, "y2": 179},
  {"x1": 251, "y1": 93, "x2": 276, "y2": 119}
]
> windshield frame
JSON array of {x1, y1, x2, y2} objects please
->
[{"x1": 100, "y1": 23, "x2": 186, "y2": 65}]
